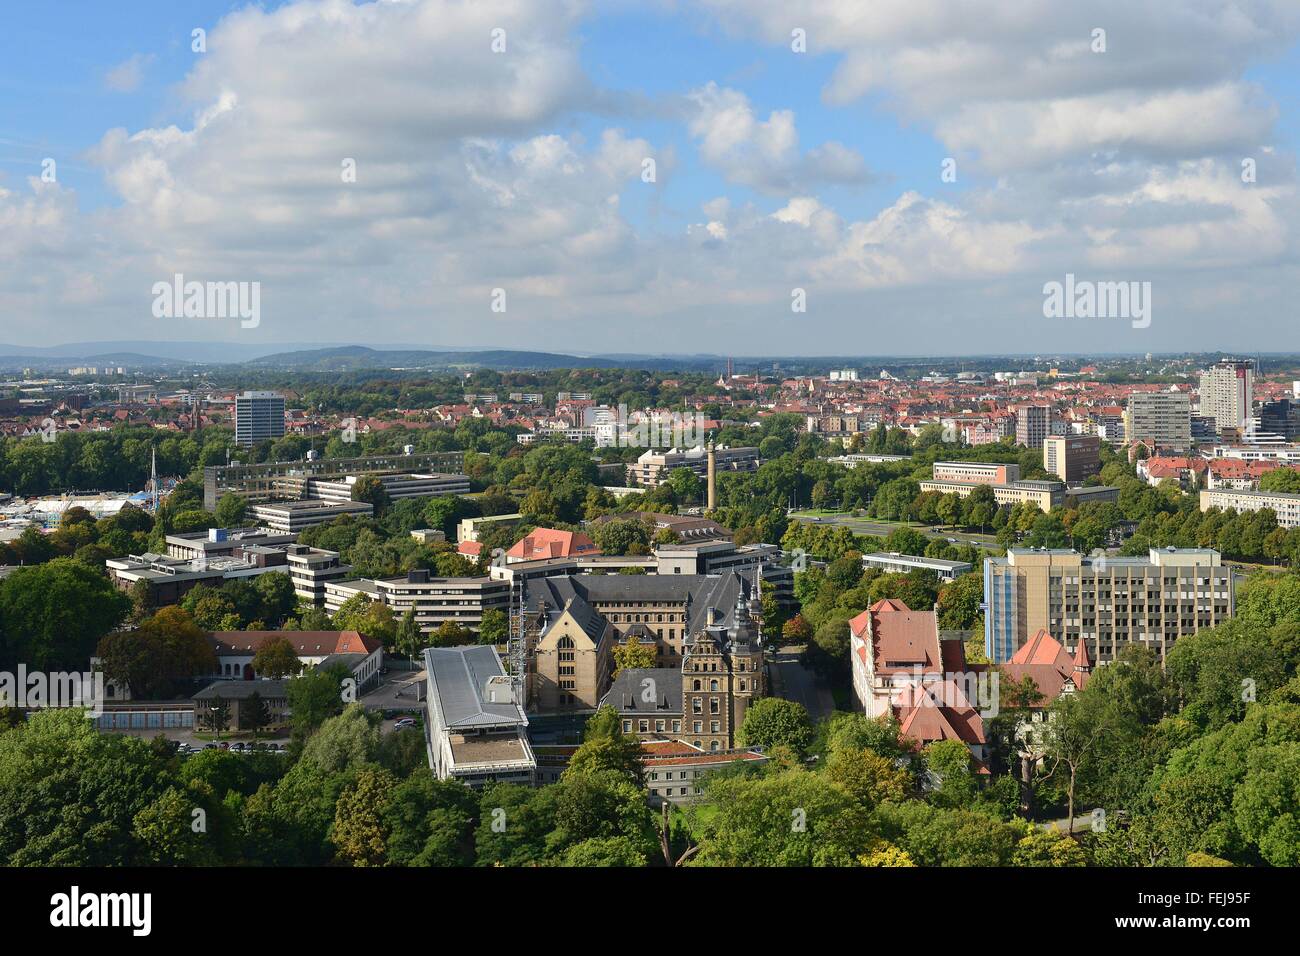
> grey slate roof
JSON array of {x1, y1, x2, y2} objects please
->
[
  {"x1": 424, "y1": 644, "x2": 525, "y2": 730},
  {"x1": 523, "y1": 570, "x2": 760, "y2": 639},
  {"x1": 600, "y1": 667, "x2": 683, "y2": 714},
  {"x1": 193, "y1": 679, "x2": 288, "y2": 700}
]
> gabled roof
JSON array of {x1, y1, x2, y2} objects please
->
[
  {"x1": 856, "y1": 598, "x2": 941, "y2": 674},
  {"x1": 1000, "y1": 628, "x2": 1089, "y2": 703},
  {"x1": 894, "y1": 679, "x2": 986, "y2": 747},
  {"x1": 599, "y1": 667, "x2": 683, "y2": 714},
  {"x1": 424, "y1": 644, "x2": 525, "y2": 729},
  {"x1": 506, "y1": 527, "x2": 601, "y2": 561}
]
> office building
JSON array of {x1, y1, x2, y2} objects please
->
[
  {"x1": 1043, "y1": 435, "x2": 1101, "y2": 483},
  {"x1": 983, "y1": 547, "x2": 1233, "y2": 664},
  {"x1": 1199, "y1": 488, "x2": 1300, "y2": 529},
  {"x1": 201, "y1": 450, "x2": 464, "y2": 510},
  {"x1": 424, "y1": 644, "x2": 536, "y2": 788},
  {"x1": 931, "y1": 461, "x2": 1020, "y2": 485},
  {"x1": 305, "y1": 471, "x2": 470, "y2": 503},
  {"x1": 1199, "y1": 360, "x2": 1254, "y2": 434},
  {"x1": 324, "y1": 570, "x2": 510, "y2": 634},
  {"x1": 248, "y1": 498, "x2": 373, "y2": 532},
  {"x1": 234, "y1": 391, "x2": 286, "y2": 446},
  {"x1": 626, "y1": 445, "x2": 760, "y2": 488},
  {"x1": 1124, "y1": 391, "x2": 1191, "y2": 450},
  {"x1": 1259, "y1": 398, "x2": 1300, "y2": 442}
]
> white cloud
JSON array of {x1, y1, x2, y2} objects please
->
[
  {"x1": 103, "y1": 54, "x2": 153, "y2": 93},
  {"x1": 686, "y1": 82, "x2": 872, "y2": 193}
]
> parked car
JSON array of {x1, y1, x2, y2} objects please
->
[
  {"x1": 393, "y1": 717, "x2": 417, "y2": 730},
  {"x1": 383, "y1": 709, "x2": 399, "y2": 720}
]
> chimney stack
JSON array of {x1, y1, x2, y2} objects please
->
[{"x1": 707, "y1": 440, "x2": 717, "y2": 512}]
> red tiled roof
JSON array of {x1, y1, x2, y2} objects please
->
[
  {"x1": 1000, "y1": 628, "x2": 1090, "y2": 702},
  {"x1": 209, "y1": 630, "x2": 380, "y2": 657},
  {"x1": 506, "y1": 527, "x2": 600, "y2": 561}
]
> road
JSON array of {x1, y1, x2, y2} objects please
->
[
  {"x1": 790, "y1": 511, "x2": 997, "y2": 549},
  {"x1": 768, "y1": 645, "x2": 834, "y2": 721}
]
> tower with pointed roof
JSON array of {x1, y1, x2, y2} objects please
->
[{"x1": 679, "y1": 592, "x2": 765, "y2": 752}]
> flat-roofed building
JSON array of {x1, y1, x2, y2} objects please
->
[
  {"x1": 862, "y1": 552, "x2": 973, "y2": 581},
  {"x1": 931, "y1": 461, "x2": 1020, "y2": 485},
  {"x1": 533, "y1": 739, "x2": 768, "y2": 802},
  {"x1": 249, "y1": 498, "x2": 373, "y2": 532},
  {"x1": 1044, "y1": 435, "x2": 1101, "y2": 483},
  {"x1": 305, "y1": 472, "x2": 469, "y2": 503},
  {"x1": 1200, "y1": 488, "x2": 1300, "y2": 529},
  {"x1": 325, "y1": 570, "x2": 510, "y2": 635},
  {"x1": 234, "y1": 391, "x2": 285, "y2": 447},
  {"x1": 283, "y1": 544, "x2": 353, "y2": 604},
  {"x1": 1014, "y1": 404, "x2": 1053, "y2": 450},
  {"x1": 627, "y1": 445, "x2": 760, "y2": 488},
  {"x1": 424, "y1": 644, "x2": 535, "y2": 788},
  {"x1": 1125, "y1": 391, "x2": 1191, "y2": 450},
  {"x1": 984, "y1": 547, "x2": 1233, "y2": 664},
  {"x1": 164, "y1": 526, "x2": 298, "y2": 561}
]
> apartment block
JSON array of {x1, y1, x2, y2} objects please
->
[
  {"x1": 1199, "y1": 360, "x2": 1254, "y2": 434},
  {"x1": 983, "y1": 547, "x2": 1233, "y2": 664},
  {"x1": 1043, "y1": 435, "x2": 1101, "y2": 483},
  {"x1": 1014, "y1": 404, "x2": 1053, "y2": 450},
  {"x1": 1199, "y1": 488, "x2": 1300, "y2": 529}
]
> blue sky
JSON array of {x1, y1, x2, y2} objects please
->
[{"x1": 2, "y1": 1, "x2": 1299, "y2": 355}]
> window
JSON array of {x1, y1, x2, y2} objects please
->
[
  {"x1": 693, "y1": 721, "x2": 702, "y2": 733},
  {"x1": 710, "y1": 698, "x2": 719, "y2": 715},
  {"x1": 710, "y1": 721, "x2": 720, "y2": 733},
  {"x1": 639, "y1": 720, "x2": 649, "y2": 733},
  {"x1": 622, "y1": 721, "x2": 632, "y2": 733},
  {"x1": 710, "y1": 679, "x2": 719, "y2": 692}
]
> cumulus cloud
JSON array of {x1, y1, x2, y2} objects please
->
[{"x1": 686, "y1": 82, "x2": 872, "y2": 193}]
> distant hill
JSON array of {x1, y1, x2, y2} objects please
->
[{"x1": 241, "y1": 345, "x2": 714, "y2": 372}]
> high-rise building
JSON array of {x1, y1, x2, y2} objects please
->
[
  {"x1": 983, "y1": 547, "x2": 1233, "y2": 664},
  {"x1": 1198, "y1": 360, "x2": 1255, "y2": 434},
  {"x1": 1124, "y1": 391, "x2": 1191, "y2": 450},
  {"x1": 1043, "y1": 435, "x2": 1101, "y2": 483},
  {"x1": 1014, "y1": 404, "x2": 1053, "y2": 450},
  {"x1": 234, "y1": 390, "x2": 286, "y2": 446}
]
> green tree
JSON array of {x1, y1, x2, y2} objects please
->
[
  {"x1": 564, "y1": 706, "x2": 644, "y2": 788},
  {"x1": 332, "y1": 767, "x2": 397, "y2": 866},
  {"x1": 214, "y1": 493, "x2": 248, "y2": 527},
  {"x1": 737, "y1": 698, "x2": 814, "y2": 758},
  {"x1": 611, "y1": 635, "x2": 656, "y2": 677},
  {"x1": 0, "y1": 558, "x2": 131, "y2": 671},
  {"x1": 251, "y1": 636, "x2": 304, "y2": 679}
]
